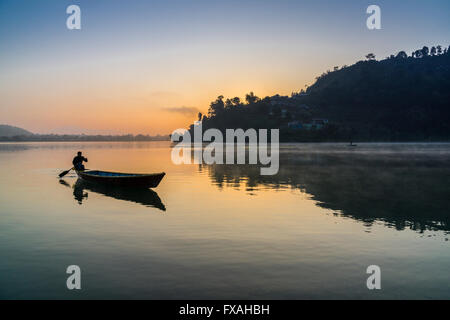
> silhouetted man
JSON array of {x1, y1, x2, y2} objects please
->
[{"x1": 73, "y1": 151, "x2": 88, "y2": 171}]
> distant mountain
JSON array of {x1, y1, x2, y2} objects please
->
[
  {"x1": 194, "y1": 45, "x2": 450, "y2": 142},
  {"x1": 0, "y1": 125, "x2": 33, "y2": 137}
]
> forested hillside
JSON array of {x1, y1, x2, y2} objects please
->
[{"x1": 193, "y1": 45, "x2": 450, "y2": 142}]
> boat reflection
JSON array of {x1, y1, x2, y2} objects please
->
[{"x1": 59, "y1": 179, "x2": 166, "y2": 211}]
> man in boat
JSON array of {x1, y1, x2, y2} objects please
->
[{"x1": 72, "y1": 151, "x2": 88, "y2": 171}]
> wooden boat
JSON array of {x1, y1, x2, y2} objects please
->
[{"x1": 76, "y1": 170, "x2": 165, "y2": 188}]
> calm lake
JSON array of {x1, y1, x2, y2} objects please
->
[{"x1": 0, "y1": 142, "x2": 449, "y2": 299}]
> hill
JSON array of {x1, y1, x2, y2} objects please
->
[
  {"x1": 192, "y1": 45, "x2": 450, "y2": 142},
  {"x1": 0, "y1": 125, "x2": 33, "y2": 137}
]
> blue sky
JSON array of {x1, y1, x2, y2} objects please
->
[{"x1": 0, "y1": 0, "x2": 449, "y2": 134}]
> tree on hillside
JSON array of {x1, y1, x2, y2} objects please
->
[
  {"x1": 225, "y1": 97, "x2": 243, "y2": 109},
  {"x1": 365, "y1": 53, "x2": 376, "y2": 61},
  {"x1": 421, "y1": 46, "x2": 429, "y2": 57},
  {"x1": 208, "y1": 95, "x2": 225, "y2": 117},
  {"x1": 396, "y1": 51, "x2": 408, "y2": 59},
  {"x1": 225, "y1": 99, "x2": 233, "y2": 109},
  {"x1": 245, "y1": 92, "x2": 260, "y2": 104},
  {"x1": 231, "y1": 97, "x2": 241, "y2": 106},
  {"x1": 430, "y1": 46, "x2": 437, "y2": 56}
]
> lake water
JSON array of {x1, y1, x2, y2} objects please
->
[{"x1": 0, "y1": 142, "x2": 449, "y2": 299}]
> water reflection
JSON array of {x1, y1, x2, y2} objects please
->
[
  {"x1": 200, "y1": 150, "x2": 450, "y2": 233},
  {"x1": 59, "y1": 179, "x2": 166, "y2": 211}
]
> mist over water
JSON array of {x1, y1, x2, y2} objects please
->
[{"x1": 0, "y1": 142, "x2": 449, "y2": 299}]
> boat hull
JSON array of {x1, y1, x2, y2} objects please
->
[{"x1": 76, "y1": 170, "x2": 165, "y2": 188}]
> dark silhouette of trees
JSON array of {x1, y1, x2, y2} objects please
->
[
  {"x1": 225, "y1": 99, "x2": 233, "y2": 109},
  {"x1": 208, "y1": 95, "x2": 225, "y2": 117},
  {"x1": 431, "y1": 46, "x2": 437, "y2": 56},
  {"x1": 231, "y1": 97, "x2": 241, "y2": 106},
  {"x1": 191, "y1": 45, "x2": 450, "y2": 142},
  {"x1": 225, "y1": 97, "x2": 243, "y2": 109},
  {"x1": 365, "y1": 53, "x2": 376, "y2": 61},
  {"x1": 396, "y1": 51, "x2": 408, "y2": 59},
  {"x1": 421, "y1": 46, "x2": 429, "y2": 57},
  {"x1": 409, "y1": 45, "x2": 450, "y2": 59},
  {"x1": 245, "y1": 92, "x2": 260, "y2": 104}
]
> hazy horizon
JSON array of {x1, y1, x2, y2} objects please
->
[{"x1": 0, "y1": 123, "x2": 171, "y2": 136}]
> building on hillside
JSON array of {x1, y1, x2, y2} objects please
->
[
  {"x1": 302, "y1": 118, "x2": 329, "y2": 130},
  {"x1": 312, "y1": 118, "x2": 329, "y2": 128},
  {"x1": 289, "y1": 118, "x2": 329, "y2": 130},
  {"x1": 287, "y1": 121, "x2": 303, "y2": 130}
]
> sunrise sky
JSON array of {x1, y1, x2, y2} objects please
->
[{"x1": 0, "y1": 0, "x2": 449, "y2": 135}]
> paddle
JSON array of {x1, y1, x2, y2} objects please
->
[{"x1": 58, "y1": 167, "x2": 74, "y2": 178}]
